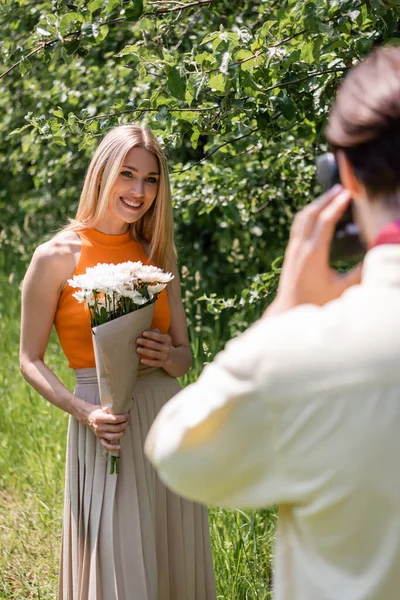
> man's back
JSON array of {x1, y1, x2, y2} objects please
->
[
  {"x1": 272, "y1": 247, "x2": 400, "y2": 597},
  {"x1": 147, "y1": 244, "x2": 400, "y2": 599}
]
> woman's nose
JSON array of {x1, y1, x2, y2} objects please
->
[{"x1": 130, "y1": 179, "x2": 144, "y2": 196}]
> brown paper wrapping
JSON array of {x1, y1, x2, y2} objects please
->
[{"x1": 91, "y1": 302, "x2": 156, "y2": 472}]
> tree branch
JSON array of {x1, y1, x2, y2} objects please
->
[
  {"x1": 148, "y1": 0, "x2": 218, "y2": 13},
  {"x1": 264, "y1": 67, "x2": 348, "y2": 93},
  {"x1": 0, "y1": 40, "x2": 58, "y2": 80},
  {"x1": 204, "y1": 28, "x2": 313, "y2": 75},
  {"x1": 84, "y1": 106, "x2": 217, "y2": 122},
  {"x1": 174, "y1": 128, "x2": 259, "y2": 173},
  {"x1": 274, "y1": 29, "x2": 307, "y2": 47},
  {"x1": 0, "y1": 0, "x2": 220, "y2": 81}
]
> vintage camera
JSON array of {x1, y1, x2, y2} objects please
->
[{"x1": 316, "y1": 152, "x2": 365, "y2": 262}]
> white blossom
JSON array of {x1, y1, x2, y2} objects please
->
[
  {"x1": 124, "y1": 289, "x2": 148, "y2": 305},
  {"x1": 72, "y1": 290, "x2": 86, "y2": 303},
  {"x1": 134, "y1": 265, "x2": 174, "y2": 284},
  {"x1": 69, "y1": 261, "x2": 173, "y2": 326},
  {"x1": 147, "y1": 283, "x2": 167, "y2": 295}
]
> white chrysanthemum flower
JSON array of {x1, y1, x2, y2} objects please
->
[
  {"x1": 115, "y1": 261, "x2": 143, "y2": 276},
  {"x1": 72, "y1": 290, "x2": 86, "y2": 303},
  {"x1": 147, "y1": 283, "x2": 167, "y2": 295},
  {"x1": 135, "y1": 265, "x2": 174, "y2": 284},
  {"x1": 69, "y1": 261, "x2": 173, "y2": 325},
  {"x1": 123, "y1": 289, "x2": 148, "y2": 305}
]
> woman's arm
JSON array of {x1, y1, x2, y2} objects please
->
[
  {"x1": 136, "y1": 259, "x2": 192, "y2": 378},
  {"x1": 20, "y1": 234, "x2": 129, "y2": 452}
]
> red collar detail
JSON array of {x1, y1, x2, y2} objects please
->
[{"x1": 371, "y1": 220, "x2": 400, "y2": 248}]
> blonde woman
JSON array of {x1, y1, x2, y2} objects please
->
[{"x1": 20, "y1": 124, "x2": 216, "y2": 600}]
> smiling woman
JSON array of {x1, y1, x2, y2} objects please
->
[
  {"x1": 19, "y1": 124, "x2": 216, "y2": 600},
  {"x1": 111, "y1": 147, "x2": 160, "y2": 226}
]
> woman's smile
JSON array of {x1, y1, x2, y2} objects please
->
[{"x1": 120, "y1": 196, "x2": 144, "y2": 209}]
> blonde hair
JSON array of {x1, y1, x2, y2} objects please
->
[{"x1": 66, "y1": 124, "x2": 176, "y2": 270}]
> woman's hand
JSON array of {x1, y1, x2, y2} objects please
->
[
  {"x1": 136, "y1": 329, "x2": 172, "y2": 368},
  {"x1": 86, "y1": 406, "x2": 130, "y2": 452}
]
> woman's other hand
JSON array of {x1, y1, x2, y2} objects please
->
[
  {"x1": 136, "y1": 329, "x2": 172, "y2": 368},
  {"x1": 86, "y1": 406, "x2": 130, "y2": 451}
]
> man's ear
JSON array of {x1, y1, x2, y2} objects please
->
[{"x1": 336, "y1": 150, "x2": 364, "y2": 200}]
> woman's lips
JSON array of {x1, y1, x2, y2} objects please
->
[{"x1": 120, "y1": 196, "x2": 143, "y2": 209}]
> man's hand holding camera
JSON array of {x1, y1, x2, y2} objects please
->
[{"x1": 266, "y1": 184, "x2": 362, "y2": 318}]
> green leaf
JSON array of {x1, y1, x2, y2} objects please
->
[
  {"x1": 301, "y1": 41, "x2": 314, "y2": 63},
  {"x1": 190, "y1": 128, "x2": 200, "y2": 149},
  {"x1": 137, "y1": 62, "x2": 146, "y2": 79},
  {"x1": 234, "y1": 49, "x2": 253, "y2": 61},
  {"x1": 312, "y1": 38, "x2": 322, "y2": 61},
  {"x1": 19, "y1": 58, "x2": 30, "y2": 76},
  {"x1": 59, "y1": 12, "x2": 84, "y2": 37},
  {"x1": 62, "y1": 38, "x2": 80, "y2": 56},
  {"x1": 88, "y1": 0, "x2": 104, "y2": 14},
  {"x1": 212, "y1": 33, "x2": 226, "y2": 51},
  {"x1": 240, "y1": 54, "x2": 259, "y2": 71},
  {"x1": 209, "y1": 72, "x2": 226, "y2": 92},
  {"x1": 178, "y1": 111, "x2": 197, "y2": 123},
  {"x1": 167, "y1": 67, "x2": 186, "y2": 100},
  {"x1": 185, "y1": 79, "x2": 195, "y2": 107},
  {"x1": 52, "y1": 107, "x2": 64, "y2": 119},
  {"x1": 98, "y1": 25, "x2": 109, "y2": 42},
  {"x1": 49, "y1": 118, "x2": 62, "y2": 133},
  {"x1": 118, "y1": 44, "x2": 138, "y2": 57},
  {"x1": 36, "y1": 27, "x2": 52, "y2": 37},
  {"x1": 52, "y1": 135, "x2": 67, "y2": 146},
  {"x1": 8, "y1": 124, "x2": 31, "y2": 137},
  {"x1": 303, "y1": 1, "x2": 320, "y2": 33},
  {"x1": 156, "y1": 94, "x2": 174, "y2": 107},
  {"x1": 68, "y1": 112, "x2": 78, "y2": 126},
  {"x1": 201, "y1": 31, "x2": 219, "y2": 46},
  {"x1": 101, "y1": 0, "x2": 120, "y2": 15},
  {"x1": 256, "y1": 111, "x2": 270, "y2": 130},
  {"x1": 155, "y1": 107, "x2": 168, "y2": 123},
  {"x1": 99, "y1": 306, "x2": 108, "y2": 324},
  {"x1": 125, "y1": 0, "x2": 144, "y2": 21},
  {"x1": 81, "y1": 22, "x2": 94, "y2": 38},
  {"x1": 355, "y1": 37, "x2": 373, "y2": 54},
  {"x1": 278, "y1": 96, "x2": 297, "y2": 121}
]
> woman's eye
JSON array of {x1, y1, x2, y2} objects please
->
[
  {"x1": 146, "y1": 177, "x2": 158, "y2": 184},
  {"x1": 121, "y1": 171, "x2": 133, "y2": 178}
]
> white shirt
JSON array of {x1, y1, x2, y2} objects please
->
[{"x1": 146, "y1": 245, "x2": 400, "y2": 600}]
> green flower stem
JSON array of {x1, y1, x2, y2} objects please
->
[{"x1": 110, "y1": 455, "x2": 120, "y2": 475}]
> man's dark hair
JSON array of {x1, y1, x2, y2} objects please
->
[{"x1": 326, "y1": 45, "x2": 400, "y2": 200}]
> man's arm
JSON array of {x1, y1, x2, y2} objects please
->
[{"x1": 145, "y1": 318, "x2": 286, "y2": 508}]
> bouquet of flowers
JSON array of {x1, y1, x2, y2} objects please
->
[{"x1": 69, "y1": 261, "x2": 174, "y2": 474}]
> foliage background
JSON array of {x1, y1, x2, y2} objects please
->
[
  {"x1": 2, "y1": 0, "x2": 399, "y2": 336},
  {"x1": 1, "y1": 0, "x2": 400, "y2": 597}
]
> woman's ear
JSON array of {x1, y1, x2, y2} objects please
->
[{"x1": 336, "y1": 150, "x2": 365, "y2": 200}]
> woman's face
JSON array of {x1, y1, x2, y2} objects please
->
[{"x1": 107, "y1": 146, "x2": 160, "y2": 229}]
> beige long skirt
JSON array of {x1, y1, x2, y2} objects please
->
[{"x1": 59, "y1": 367, "x2": 216, "y2": 600}]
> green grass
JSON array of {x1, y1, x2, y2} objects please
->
[{"x1": 0, "y1": 276, "x2": 276, "y2": 599}]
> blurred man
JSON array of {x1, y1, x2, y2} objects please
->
[{"x1": 146, "y1": 46, "x2": 400, "y2": 599}]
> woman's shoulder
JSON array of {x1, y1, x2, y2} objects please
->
[{"x1": 29, "y1": 230, "x2": 81, "y2": 279}]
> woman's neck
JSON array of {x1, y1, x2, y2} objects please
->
[{"x1": 92, "y1": 221, "x2": 130, "y2": 235}]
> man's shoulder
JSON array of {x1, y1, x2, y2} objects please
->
[{"x1": 218, "y1": 284, "x2": 400, "y2": 400}]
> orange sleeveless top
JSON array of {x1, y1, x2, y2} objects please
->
[{"x1": 54, "y1": 228, "x2": 171, "y2": 369}]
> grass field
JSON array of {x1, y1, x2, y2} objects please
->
[{"x1": 0, "y1": 275, "x2": 276, "y2": 599}]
